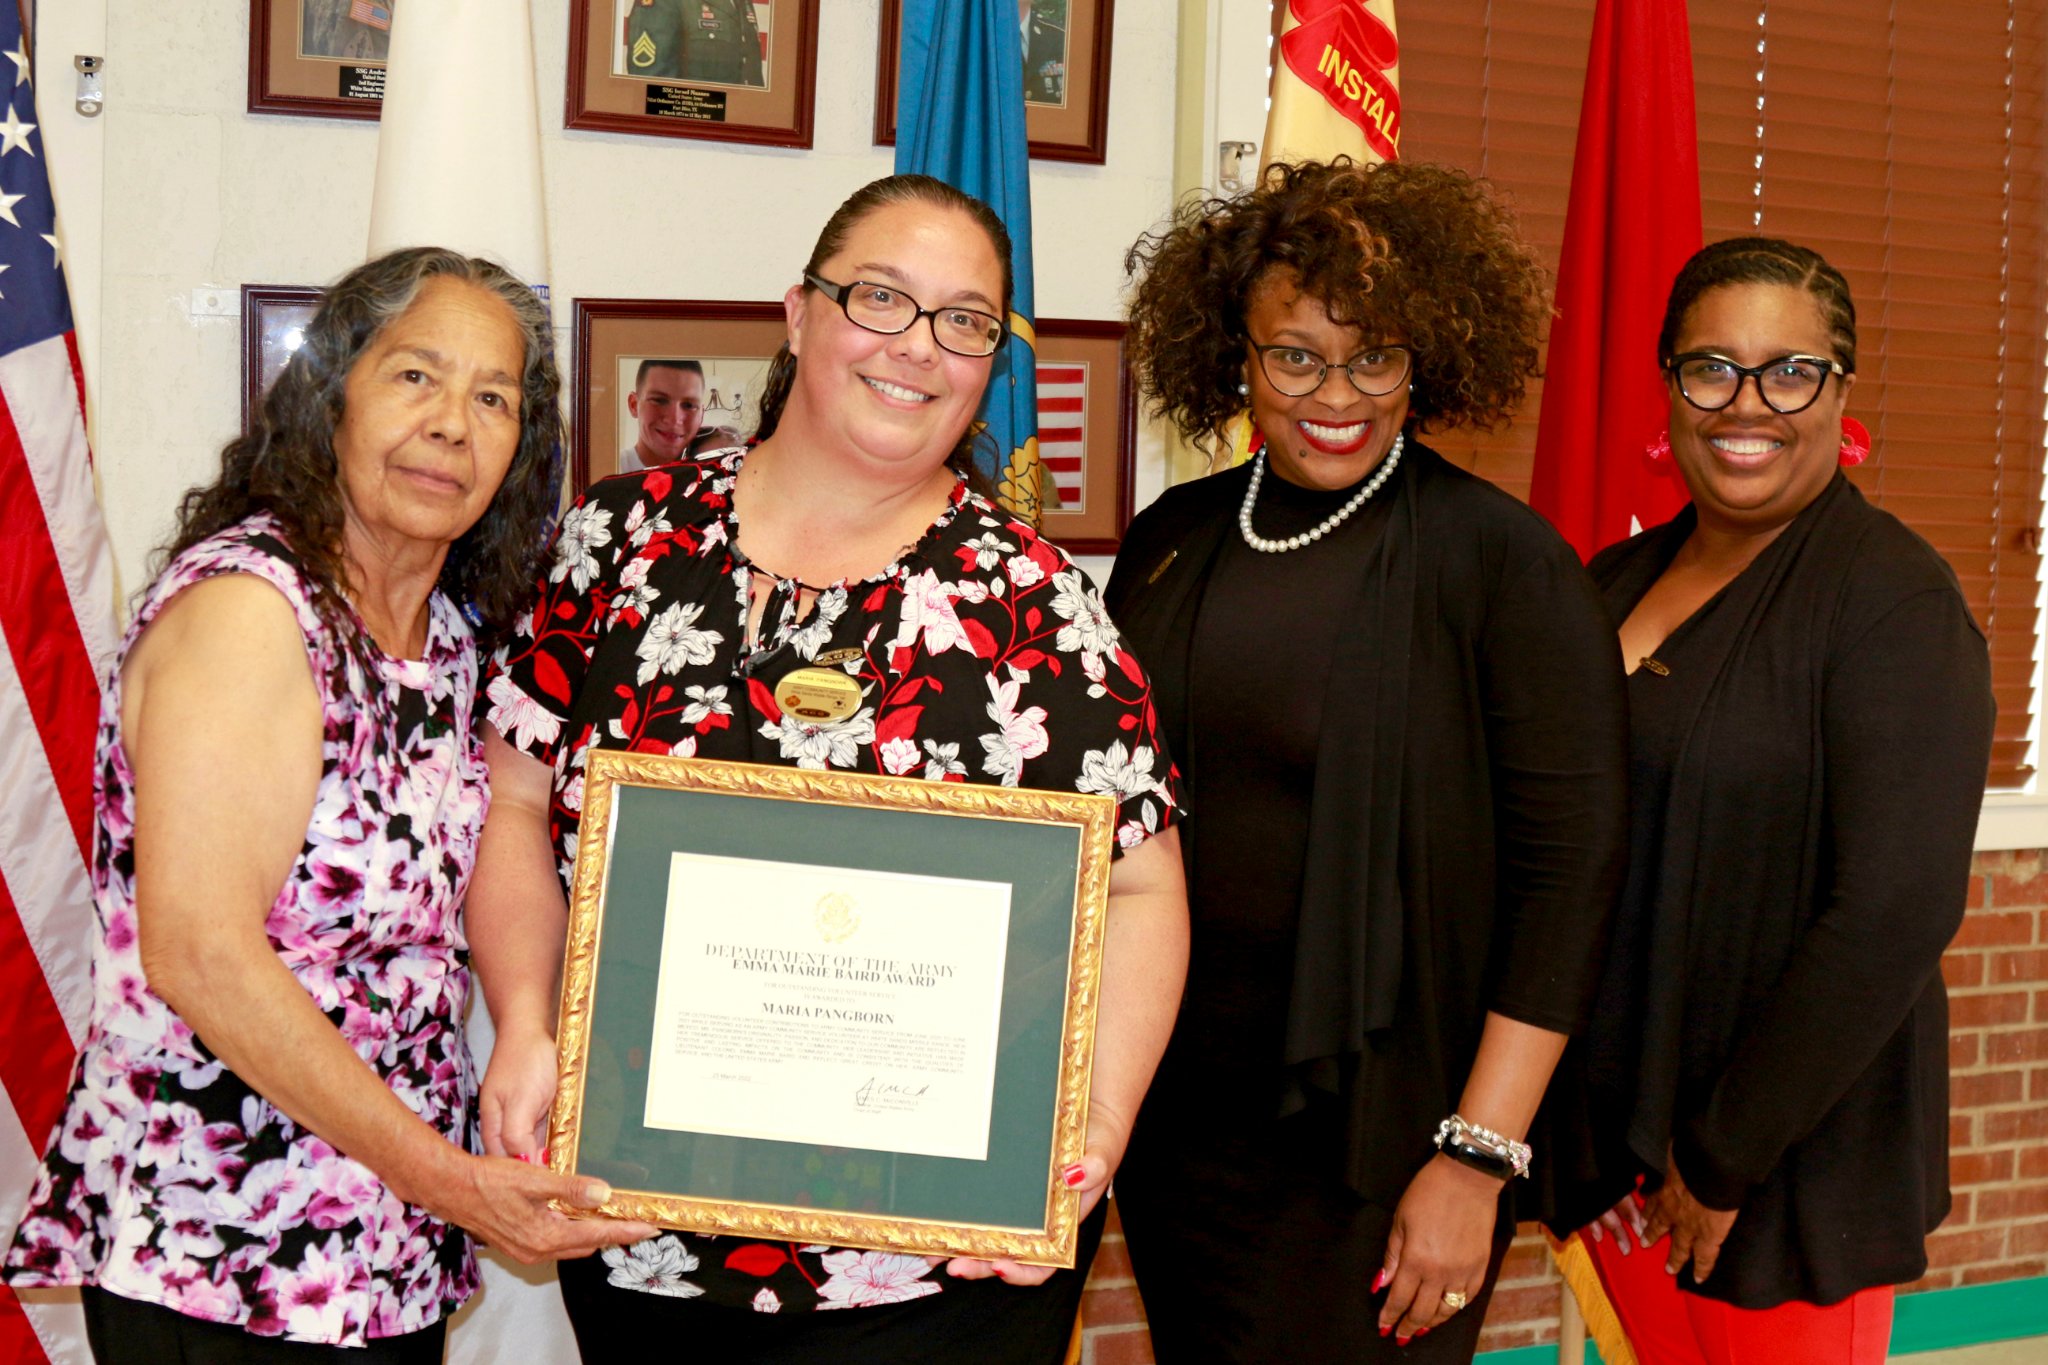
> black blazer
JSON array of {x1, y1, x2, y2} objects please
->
[{"x1": 1106, "y1": 442, "x2": 1629, "y2": 1212}]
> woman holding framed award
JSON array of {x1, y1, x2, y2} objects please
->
[
  {"x1": 1104, "y1": 159, "x2": 1630, "y2": 1363},
  {"x1": 2, "y1": 250, "x2": 655, "y2": 1362},
  {"x1": 471, "y1": 174, "x2": 1188, "y2": 1362}
]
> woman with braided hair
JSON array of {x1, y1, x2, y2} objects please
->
[{"x1": 1556, "y1": 237, "x2": 1993, "y2": 1365}]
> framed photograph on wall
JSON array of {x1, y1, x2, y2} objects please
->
[
  {"x1": 567, "y1": 1, "x2": 819, "y2": 148},
  {"x1": 249, "y1": 1, "x2": 392, "y2": 120},
  {"x1": 572, "y1": 298, "x2": 788, "y2": 493},
  {"x1": 874, "y1": 0, "x2": 1115, "y2": 164},
  {"x1": 241, "y1": 286, "x2": 324, "y2": 430},
  {"x1": 1032, "y1": 319, "x2": 1134, "y2": 554}
]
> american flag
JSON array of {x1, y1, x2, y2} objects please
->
[
  {"x1": 1035, "y1": 360, "x2": 1087, "y2": 513},
  {"x1": 350, "y1": 1, "x2": 395, "y2": 32},
  {"x1": 0, "y1": 9, "x2": 115, "y2": 1362}
]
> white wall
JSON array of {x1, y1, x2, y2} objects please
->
[{"x1": 88, "y1": 0, "x2": 1184, "y2": 599}]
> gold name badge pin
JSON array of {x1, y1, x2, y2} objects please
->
[{"x1": 776, "y1": 667, "x2": 862, "y2": 723}]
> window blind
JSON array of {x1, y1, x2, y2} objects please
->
[{"x1": 1396, "y1": 0, "x2": 2046, "y2": 786}]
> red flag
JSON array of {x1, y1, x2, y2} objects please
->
[{"x1": 1529, "y1": 0, "x2": 1700, "y2": 560}]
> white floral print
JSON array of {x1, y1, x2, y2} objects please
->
[
  {"x1": 551, "y1": 502, "x2": 614, "y2": 592},
  {"x1": 602, "y1": 1235, "x2": 705, "y2": 1298},
  {"x1": 1051, "y1": 569, "x2": 1120, "y2": 660},
  {"x1": 635, "y1": 602, "x2": 723, "y2": 684},
  {"x1": 979, "y1": 675, "x2": 1051, "y2": 785},
  {"x1": 487, "y1": 673, "x2": 562, "y2": 750},
  {"x1": 1077, "y1": 740, "x2": 1163, "y2": 802},
  {"x1": 813, "y1": 1250, "x2": 941, "y2": 1309}
]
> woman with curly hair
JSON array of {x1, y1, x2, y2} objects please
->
[
  {"x1": 1104, "y1": 158, "x2": 1628, "y2": 1363},
  {"x1": 3, "y1": 248, "x2": 654, "y2": 1363}
]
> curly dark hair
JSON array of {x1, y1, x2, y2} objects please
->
[
  {"x1": 754, "y1": 173, "x2": 1012, "y2": 486},
  {"x1": 1658, "y1": 236, "x2": 1857, "y2": 372},
  {"x1": 159, "y1": 247, "x2": 562, "y2": 643},
  {"x1": 1123, "y1": 158, "x2": 1550, "y2": 448}
]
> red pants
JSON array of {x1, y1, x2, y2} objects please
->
[{"x1": 1578, "y1": 1227, "x2": 1894, "y2": 1365}]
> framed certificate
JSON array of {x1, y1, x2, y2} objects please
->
[{"x1": 551, "y1": 753, "x2": 1116, "y2": 1266}]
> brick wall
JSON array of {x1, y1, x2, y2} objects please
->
[{"x1": 1075, "y1": 848, "x2": 2048, "y2": 1362}]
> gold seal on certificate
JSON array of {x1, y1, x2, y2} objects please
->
[
  {"x1": 550, "y1": 753, "x2": 1116, "y2": 1266},
  {"x1": 813, "y1": 891, "x2": 859, "y2": 942}
]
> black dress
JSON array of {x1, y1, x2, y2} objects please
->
[{"x1": 1107, "y1": 445, "x2": 1629, "y2": 1362}]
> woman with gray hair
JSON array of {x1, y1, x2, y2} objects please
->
[{"x1": 2, "y1": 247, "x2": 654, "y2": 1363}]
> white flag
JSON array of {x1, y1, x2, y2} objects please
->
[
  {"x1": 368, "y1": 0, "x2": 550, "y2": 291},
  {"x1": 368, "y1": 4, "x2": 570, "y2": 1360}
]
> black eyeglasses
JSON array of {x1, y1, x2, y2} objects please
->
[
  {"x1": 805, "y1": 274, "x2": 1007, "y2": 358},
  {"x1": 1665, "y1": 351, "x2": 1848, "y2": 415},
  {"x1": 1249, "y1": 341, "x2": 1413, "y2": 398}
]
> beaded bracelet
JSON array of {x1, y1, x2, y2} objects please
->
[{"x1": 1433, "y1": 1113, "x2": 1533, "y2": 1180}]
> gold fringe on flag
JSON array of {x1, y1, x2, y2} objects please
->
[
  {"x1": 1548, "y1": 1232, "x2": 1639, "y2": 1365},
  {"x1": 997, "y1": 435, "x2": 1045, "y2": 525}
]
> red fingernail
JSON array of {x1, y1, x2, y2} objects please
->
[
  {"x1": 992, "y1": 1267, "x2": 1008, "y2": 1280},
  {"x1": 1061, "y1": 1164, "x2": 1086, "y2": 1188},
  {"x1": 1372, "y1": 1268, "x2": 1390, "y2": 1292},
  {"x1": 1417, "y1": 1328, "x2": 1430, "y2": 1337},
  {"x1": 1379, "y1": 1324, "x2": 1392, "y2": 1338},
  {"x1": 1397, "y1": 1335, "x2": 1412, "y2": 1347}
]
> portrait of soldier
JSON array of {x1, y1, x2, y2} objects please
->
[
  {"x1": 1020, "y1": 0, "x2": 1069, "y2": 106},
  {"x1": 300, "y1": 0, "x2": 393, "y2": 62},
  {"x1": 621, "y1": 0, "x2": 767, "y2": 89}
]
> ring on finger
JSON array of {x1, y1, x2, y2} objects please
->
[{"x1": 1442, "y1": 1289, "x2": 1469, "y2": 1312}]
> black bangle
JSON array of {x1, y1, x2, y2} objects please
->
[{"x1": 1437, "y1": 1136, "x2": 1516, "y2": 1182}]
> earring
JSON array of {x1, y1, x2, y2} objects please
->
[
  {"x1": 1237, "y1": 380, "x2": 1250, "y2": 397},
  {"x1": 1642, "y1": 429, "x2": 1672, "y2": 468},
  {"x1": 1839, "y1": 416, "x2": 1871, "y2": 467}
]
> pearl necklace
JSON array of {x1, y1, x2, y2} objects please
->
[{"x1": 1237, "y1": 432, "x2": 1406, "y2": 553}]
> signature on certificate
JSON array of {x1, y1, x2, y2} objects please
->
[{"x1": 853, "y1": 1076, "x2": 933, "y2": 1111}]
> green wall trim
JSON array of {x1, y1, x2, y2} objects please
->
[
  {"x1": 1471, "y1": 1346, "x2": 1607, "y2": 1365},
  {"x1": 1472, "y1": 1274, "x2": 2048, "y2": 1363},
  {"x1": 1892, "y1": 1274, "x2": 2048, "y2": 1354}
]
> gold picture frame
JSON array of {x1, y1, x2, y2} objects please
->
[{"x1": 550, "y1": 752, "x2": 1116, "y2": 1266}]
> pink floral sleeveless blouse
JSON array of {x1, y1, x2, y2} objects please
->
[{"x1": 2, "y1": 514, "x2": 487, "y2": 1345}]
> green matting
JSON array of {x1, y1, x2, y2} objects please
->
[{"x1": 1472, "y1": 1273, "x2": 2048, "y2": 1363}]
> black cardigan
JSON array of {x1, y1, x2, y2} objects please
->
[
  {"x1": 1105, "y1": 442, "x2": 1629, "y2": 1214},
  {"x1": 1568, "y1": 473, "x2": 1994, "y2": 1307}
]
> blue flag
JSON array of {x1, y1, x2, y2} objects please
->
[{"x1": 895, "y1": 0, "x2": 1042, "y2": 522}]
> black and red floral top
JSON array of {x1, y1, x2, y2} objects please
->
[{"x1": 486, "y1": 450, "x2": 1181, "y2": 1311}]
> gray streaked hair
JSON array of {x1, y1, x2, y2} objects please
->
[{"x1": 160, "y1": 246, "x2": 562, "y2": 640}]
